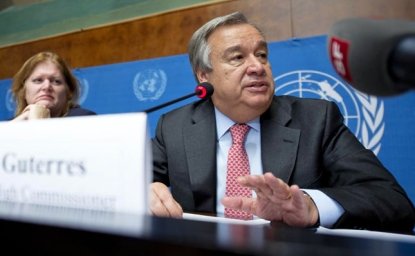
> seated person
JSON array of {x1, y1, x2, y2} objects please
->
[
  {"x1": 150, "y1": 12, "x2": 415, "y2": 233},
  {"x1": 11, "y1": 51, "x2": 95, "y2": 120}
]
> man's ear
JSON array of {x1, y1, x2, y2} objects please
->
[{"x1": 196, "y1": 70, "x2": 208, "y2": 83}]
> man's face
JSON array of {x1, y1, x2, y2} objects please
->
[{"x1": 197, "y1": 24, "x2": 275, "y2": 120}]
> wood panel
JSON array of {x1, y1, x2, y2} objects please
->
[
  {"x1": 291, "y1": 0, "x2": 415, "y2": 37},
  {"x1": 1, "y1": 0, "x2": 414, "y2": 80},
  {"x1": 0, "y1": 0, "x2": 290, "y2": 79}
]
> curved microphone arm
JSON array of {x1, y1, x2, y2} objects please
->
[{"x1": 143, "y1": 82, "x2": 214, "y2": 113}]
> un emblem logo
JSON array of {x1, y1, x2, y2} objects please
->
[
  {"x1": 77, "y1": 78, "x2": 89, "y2": 104},
  {"x1": 5, "y1": 88, "x2": 16, "y2": 113},
  {"x1": 133, "y1": 69, "x2": 167, "y2": 101},
  {"x1": 275, "y1": 70, "x2": 384, "y2": 155}
]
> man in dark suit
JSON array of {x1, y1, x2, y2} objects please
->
[{"x1": 150, "y1": 12, "x2": 415, "y2": 232}]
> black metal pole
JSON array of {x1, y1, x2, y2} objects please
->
[{"x1": 143, "y1": 92, "x2": 196, "y2": 113}]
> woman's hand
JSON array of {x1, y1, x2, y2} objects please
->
[{"x1": 12, "y1": 104, "x2": 50, "y2": 121}]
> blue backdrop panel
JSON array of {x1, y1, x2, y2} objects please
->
[
  {"x1": 71, "y1": 54, "x2": 198, "y2": 131},
  {"x1": 1, "y1": 35, "x2": 414, "y2": 204}
]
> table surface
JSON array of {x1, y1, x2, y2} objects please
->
[{"x1": 0, "y1": 202, "x2": 414, "y2": 256}]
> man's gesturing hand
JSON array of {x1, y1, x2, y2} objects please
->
[{"x1": 222, "y1": 172, "x2": 319, "y2": 227}]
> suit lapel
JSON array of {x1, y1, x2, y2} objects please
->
[
  {"x1": 181, "y1": 97, "x2": 300, "y2": 210},
  {"x1": 183, "y1": 100, "x2": 217, "y2": 210},
  {"x1": 261, "y1": 98, "x2": 300, "y2": 183}
]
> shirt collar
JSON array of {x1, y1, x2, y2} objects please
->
[{"x1": 214, "y1": 107, "x2": 260, "y2": 140}]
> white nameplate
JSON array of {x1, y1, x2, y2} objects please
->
[{"x1": 0, "y1": 113, "x2": 151, "y2": 215}]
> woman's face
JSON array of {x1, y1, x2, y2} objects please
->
[{"x1": 24, "y1": 61, "x2": 68, "y2": 117}]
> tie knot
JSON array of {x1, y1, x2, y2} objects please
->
[{"x1": 230, "y1": 124, "x2": 250, "y2": 145}]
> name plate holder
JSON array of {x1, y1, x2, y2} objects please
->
[{"x1": 0, "y1": 113, "x2": 151, "y2": 216}]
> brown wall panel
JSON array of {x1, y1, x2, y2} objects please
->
[
  {"x1": 0, "y1": 0, "x2": 414, "y2": 80},
  {"x1": 0, "y1": 0, "x2": 291, "y2": 80},
  {"x1": 291, "y1": 0, "x2": 415, "y2": 37}
]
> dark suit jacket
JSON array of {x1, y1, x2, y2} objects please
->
[
  {"x1": 8, "y1": 105, "x2": 95, "y2": 120},
  {"x1": 66, "y1": 105, "x2": 96, "y2": 116},
  {"x1": 153, "y1": 95, "x2": 415, "y2": 232}
]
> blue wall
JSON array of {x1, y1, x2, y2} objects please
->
[{"x1": 1, "y1": 35, "x2": 414, "y2": 204}]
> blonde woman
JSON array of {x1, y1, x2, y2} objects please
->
[{"x1": 11, "y1": 51, "x2": 95, "y2": 120}]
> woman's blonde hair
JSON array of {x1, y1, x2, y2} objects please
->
[{"x1": 11, "y1": 51, "x2": 80, "y2": 117}]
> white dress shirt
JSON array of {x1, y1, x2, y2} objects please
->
[{"x1": 214, "y1": 107, "x2": 344, "y2": 227}]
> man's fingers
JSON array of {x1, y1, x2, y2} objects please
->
[
  {"x1": 222, "y1": 196, "x2": 242, "y2": 209},
  {"x1": 238, "y1": 175, "x2": 270, "y2": 194},
  {"x1": 150, "y1": 182, "x2": 183, "y2": 218},
  {"x1": 241, "y1": 173, "x2": 292, "y2": 202},
  {"x1": 222, "y1": 196, "x2": 255, "y2": 213},
  {"x1": 150, "y1": 191, "x2": 171, "y2": 217},
  {"x1": 263, "y1": 173, "x2": 292, "y2": 201}
]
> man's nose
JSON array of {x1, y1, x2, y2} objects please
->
[{"x1": 246, "y1": 55, "x2": 265, "y2": 76}]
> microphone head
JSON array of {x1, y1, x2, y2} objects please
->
[
  {"x1": 195, "y1": 82, "x2": 214, "y2": 99},
  {"x1": 328, "y1": 18, "x2": 415, "y2": 96}
]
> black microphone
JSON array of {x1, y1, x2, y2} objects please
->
[
  {"x1": 328, "y1": 18, "x2": 415, "y2": 96},
  {"x1": 143, "y1": 82, "x2": 214, "y2": 113}
]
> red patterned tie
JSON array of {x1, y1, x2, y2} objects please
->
[{"x1": 225, "y1": 123, "x2": 253, "y2": 220}]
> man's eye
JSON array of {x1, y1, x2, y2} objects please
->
[
  {"x1": 257, "y1": 52, "x2": 268, "y2": 59},
  {"x1": 256, "y1": 52, "x2": 268, "y2": 64},
  {"x1": 229, "y1": 54, "x2": 244, "y2": 63},
  {"x1": 235, "y1": 55, "x2": 244, "y2": 60}
]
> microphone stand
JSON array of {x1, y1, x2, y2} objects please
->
[
  {"x1": 143, "y1": 92, "x2": 198, "y2": 113},
  {"x1": 143, "y1": 82, "x2": 214, "y2": 113}
]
